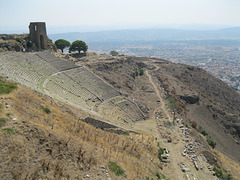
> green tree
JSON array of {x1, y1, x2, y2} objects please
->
[
  {"x1": 110, "y1": 50, "x2": 119, "y2": 56},
  {"x1": 55, "y1": 39, "x2": 70, "y2": 53},
  {"x1": 69, "y1": 40, "x2": 88, "y2": 54}
]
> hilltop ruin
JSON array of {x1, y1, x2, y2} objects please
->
[
  {"x1": 29, "y1": 22, "x2": 48, "y2": 50},
  {"x1": 0, "y1": 22, "x2": 55, "y2": 52}
]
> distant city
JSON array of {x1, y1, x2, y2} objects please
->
[{"x1": 87, "y1": 40, "x2": 240, "y2": 92}]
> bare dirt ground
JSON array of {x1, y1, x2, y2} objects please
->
[{"x1": 135, "y1": 62, "x2": 239, "y2": 180}]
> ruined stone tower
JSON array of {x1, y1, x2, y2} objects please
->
[{"x1": 29, "y1": 22, "x2": 48, "y2": 50}]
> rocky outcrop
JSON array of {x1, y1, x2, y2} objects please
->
[
  {"x1": 180, "y1": 95, "x2": 199, "y2": 104},
  {"x1": 0, "y1": 34, "x2": 56, "y2": 52},
  {"x1": 0, "y1": 34, "x2": 27, "y2": 52}
]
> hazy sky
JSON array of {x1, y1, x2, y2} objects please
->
[{"x1": 1, "y1": 0, "x2": 240, "y2": 33}]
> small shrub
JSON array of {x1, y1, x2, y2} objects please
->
[
  {"x1": 27, "y1": 41, "x2": 33, "y2": 48},
  {"x1": 139, "y1": 68, "x2": 144, "y2": 76},
  {"x1": 108, "y1": 161, "x2": 125, "y2": 176},
  {"x1": 1, "y1": 128, "x2": 15, "y2": 134},
  {"x1": 156, "y1": 172, "x2": 161, "y2": 179},
  {"x1": 199, "y1": 126, "x2": 208, "y2": 136},
  {"x1": 166, "y1": 96, "x2": 178, "y2": 111},
  {"x1": 191, "y1": 121, "x2": 197, "y2": 129},
  {"x1": 133, "y1": 67, "x2": 139, "y2": 77},
  {"x1": 40, "y1": 106, "x2": 51, "y2": 114},
  {"x1": 123, "y1": 132, "x2": 129, "y2": 136},
  {"x1": 207, "y1": 135, "x2": 216, "y2": 148},
  {"x1": 0, "y1": 77, "x2": 17, "y2": 94},
  {"x1": 131, "y1": 72, "x2": 136, "y2": 79},
  {"x1": 198, "y1": 125, "x2": 216, "y2": 148},
  {"x1": 222, "y1": 174, "x2": 233, "y2": 180},
  {"x1": 213, "y1": 167, "x2": 233, "y2": 179},
  {"x1": 213, "y1": 166, "x2": 223, "y2": 177},
  {"x1": 157, "y1": 142, "x2": 164, "y2": 161},
  {"x1": 156, "y1": 172, "x2": 166, "y2": 180},
  {"x1": 0, "y1": 118, "x2": 7, "y2": 127},
  {"x1": 15, "y1": 37, "x2": 23, "y2": 43},
  {"x1": 161, "y1": 174, "x2": 166, "y2": 179}
]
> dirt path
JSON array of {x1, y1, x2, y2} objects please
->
[
  {"x1": 145, "y1": 69, "x2": 185, "y2": 179},
  {"x1": 145, "y1": 66, "x2": 217, "y2": 180},
  {"x1": 146, "y1": 70, "x2": 171, "y2": 121}
]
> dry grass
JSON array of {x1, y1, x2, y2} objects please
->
[
  {"x1": 213, "y1": 149, "x2": 240, "y2": 180},
  {"x1": 0, "y1": 82, "x2": 162, "y2": 180}
]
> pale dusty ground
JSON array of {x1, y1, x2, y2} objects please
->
[{"x1": 134, "y1": 66, "x2": 220, "y2": 180}]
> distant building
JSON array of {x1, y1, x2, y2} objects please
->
[{"x1": 29, "y1": 22, "x2": 48, "y2": 50}]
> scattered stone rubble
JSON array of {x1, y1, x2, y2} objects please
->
[
  {"x1": 156, "y1": 111, "x2": 217, "y2": 178},
  {"x1": 182, "y1": 141, "x2": 203, "y2": 171},
  {"x1": 177, "y1": 118, "x2": 190, "y2": 138},
  {"x1": 180, "y1": 162, "x2": 190, "y2": 172},
  {"x1": 161, "y1": 154, "x2": 170, "y2": 163},
  {"x1": 185, "y1": 174, "x2": 190, "y2": 180},
  {"x1": 206, "y1": 162, "x2": 216, "y2": 176},
  {"x1": 161, "y1": 147, "x2": 170, "y2": 163},
  {"x1": 100, "y1": 165, "x2": 111, "y2": 180},
  {"x1": 176, "y1": 118, "x2": 212, "y2": 176},
  {"x1": 185, "y1": 174, "x2": 197, "y2": 180},
  {"x1": 182, "y1": 128, "x2": 190, "y2": 138},
  {"x1": 156, "y1": 110, "x2": 163, "y2": 120}
]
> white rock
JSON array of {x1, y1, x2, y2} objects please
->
[{"x1": 85, "y1": 174, "x2": 90, "y2": 178}]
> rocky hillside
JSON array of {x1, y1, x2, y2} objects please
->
[
  {"x1": 151, "y1": 61, "x2": 240, "y2": 160},
  {"x1": 0, "y1": 34, "x2": 56, "y2": 52},
  {"x1": 84, "y1": 55, "x2": 240, "y2": 170},
  {"x1": 86, "y1": 56, "x2": 240, "y2": 152}
]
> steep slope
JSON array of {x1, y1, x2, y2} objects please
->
[
  {"x1": 85, "y1": 55, "x2": 240, "y2": 179},
  {"x1": 150, "y1": 61, "x2": 240, "y2": 160},
  {"x1": 0, "y1": 78, "x2": 162, "y2": 180},
  {"x1": 83, "y1": 55, "x2": 240, "y2": 162}
]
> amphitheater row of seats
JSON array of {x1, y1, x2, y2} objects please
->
[
  {"x1": 0, "y1": 52, "x2": 59, "y2": 91},
  {"x1": 0, "y1": 52, "x2": 145, "y2": 122},
  {"x1": 44, "y1": 72, "x2": 97, "y2": 105},
  {"x1": 64, "y1": 67, "x2": 120, "y2": 100},
  {"x1": 108, "y1": 96, "x2": 145, "y2": 122},
  {"x1": 38, "y1": 52, "x2": 120, "y2": 101},
  {"x1": 44, "y1": 78, "x2": 94, "y2": 110},
  {"x1": 115, "y1": 100, "x2": 145, "y2": 122},
  {"x1": 37, "y1": 52, "x2": 78, "y2": 71},
  {"x1": 44, "y1": 72, "x2": 145, "y2": 121}
]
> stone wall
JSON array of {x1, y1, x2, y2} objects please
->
[{"x1": 29, "y1": 22, "x2": 48, "y2": 50}]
